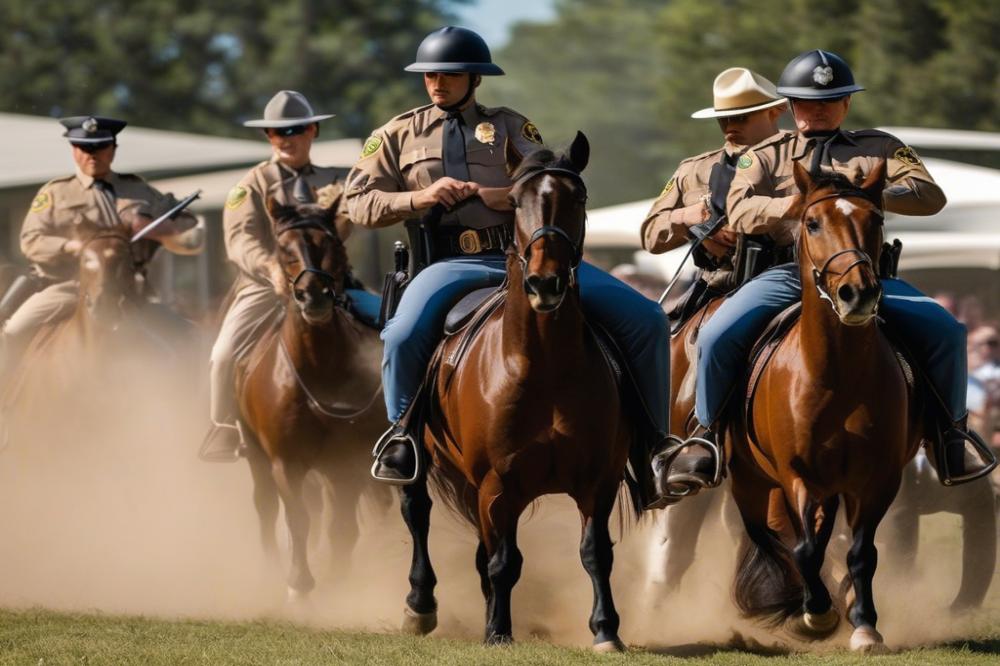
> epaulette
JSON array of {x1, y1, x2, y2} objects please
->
[
  {"x1": 385, "y1": 104, "x2": 435, "y2": 127},
  {"x1": 847, "y1": 128, "x2": 895, "y2": 141},
  {"x1": 677, "y1": 146, "x2": 725, "y2": 166},
  {"x1": 749, "y1": 129, "x2": 795, "y2": 151},
  {"x1": 41, "y1": 174, "x2": 75, "y2": 189},
  {"x1": 477, "y1": 105, "x2": 528, "y2": 122},
  {"x1": 116, "y1": 173, "x2": 144, "y2": 182}
]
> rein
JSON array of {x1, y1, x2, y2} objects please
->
[
  {"x1": 510, "y1": 166, "x2": 588, "y2": 288},
  {"x1": 799, "y1": 190, "x2": 884, "y2": 309},
  {"x1": 275, "y1": 219, "x2": 348, "y2": 308},
  {"x1": 276, "y1": 336, "x2": 383, "y2": 420}
]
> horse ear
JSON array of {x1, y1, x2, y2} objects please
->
[
  {"x1": 266, "y1": 196, "x2": 294, "y2": 223},
  {"x1": 505, "y1": 137, "x2": 523, "y2": 178},
  {"x1": 792, "y1": 160, "x2": 814, "y2": 194},
  {"x1": 861, "y1": 159, "x2": 887, "y2": 202},
  {"x1": 568, "y1": 131, "x2": 589, "y2": 173}
]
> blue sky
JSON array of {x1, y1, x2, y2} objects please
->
[{"x1": 451, "y1": 0, "x2": 557, "y2": 47}]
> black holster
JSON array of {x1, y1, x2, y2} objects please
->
[
  {"x1": 879, "y1": 238, "x2": 903, "y2": 279},
  {"x1": 378, "y1": 242, "x2": 410, "y2": 328},
  {"x1": 0, "y1": 273, "x2": 42, "y2": 323}
]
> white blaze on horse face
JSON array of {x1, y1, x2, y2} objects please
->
[
  {"x1": 537, "y1": 174, "x2": 556, "y2": 197},
  {"x1": 835, "y1": 198, "x2": 857, "y2": 217},
  {"x1": 82, "y1": 250, "x2": 101, "y2": 273}
]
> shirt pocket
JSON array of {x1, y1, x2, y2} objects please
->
[
  {"x1": 465, "y1": 144, "x2": 509, "y2": 186},
  {"x1": 399, "y1": 146, "x2": 442, "y2": 190}
]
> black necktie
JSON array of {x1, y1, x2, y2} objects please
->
[
  {"x1": 292, "y1": 175, "x2": 313, "y2": 203},
  {"x1": 94, "y1": 179, "x2": 118, "y2": 226},
  {"x1": 809, "y1": 134, "x2": 836, "y2": 175},
  {"x1": 442, "y1": 111, "x2": 470, "y2": 182}
]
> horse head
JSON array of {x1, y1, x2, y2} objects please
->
[
  {"x1": 506, "y1": 131, "x2": 589, "y2": 313},
  {"x1": 791, "y1": 159, "x2": 886, "y2": 326},
  {"x1": 267, "y1": 198, "x2": 348, "y2": 326},
  {"x1": 73, "y1": 220, "x2": 140, "y2": 329}
]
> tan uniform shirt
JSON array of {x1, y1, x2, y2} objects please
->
[
  {"x1": 223, "y1": 158, "x2": 350, "y2": 286},
  {"x1": 726, "y1": 129, "x2": 946, "y2": 244},
  {"x1": 345, "y1": 102, "x2": 543, "y2": 230},
  {"x1": 21, "y1": 170, "x2": 200, "y2": 281},
  {"x1": 640, "y1": 142, "x2": 751, "y2": 254}
]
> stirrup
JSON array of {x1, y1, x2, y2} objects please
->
[
  {"x1": 655, "y1": 432, "x2": 724, "y2": 499},
  {"x1": 371, "y1": 425, "x2": 423, "y2": 486},
  {"x1": 198, "y1": 421, "x2": 246, "y2": 463},
  {"x1": 936, "y1": 428, "x2": 998, "y2": 486}
]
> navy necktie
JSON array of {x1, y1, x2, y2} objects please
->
[{"x1": 442, "y1": 111, "x2": 470, "y2": 182}]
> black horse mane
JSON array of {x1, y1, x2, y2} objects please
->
[{"x1": 511, "y1": 148, "x2": 579, "y2": 182}]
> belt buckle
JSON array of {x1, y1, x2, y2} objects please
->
[{"x1": 458, "y1": 229, "x2": 482, "y2": 255}]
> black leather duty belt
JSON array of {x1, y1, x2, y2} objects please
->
[{"x1": 438, "y1": 224, "x2": 513, "y2": 257}]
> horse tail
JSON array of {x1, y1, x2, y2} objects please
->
[
  {"x1": 733, "y1": 522, "x2": 803, "y2": 624},
  {"x1": 426, "y1": 462, "x2": 480, "y2": 529}
]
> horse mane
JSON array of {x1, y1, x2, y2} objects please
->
[{"x1": 510, "y1": 148, "x2": 579, "y2": 181}]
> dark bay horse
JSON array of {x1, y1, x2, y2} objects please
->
[
  {"x1": 730, "y1": 161, "x2": 924, "y2": 653},
  {"x1": 397, "y1": 133, "x2": 638, "y2": 651},
  {"x1": 236, "y1": 200, "x2": 386, "y2": 599}
]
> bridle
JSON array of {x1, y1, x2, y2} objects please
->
[
  {"x1": 79, "y1": 231, "x2": 139, "y2": 318},
  {"x1": 799, "y1": 189, "x2": 884, "y2": 309},
  {"x1": 275, "y1": 219, "x2": 348, "y2": 308},
  {"x1": 509, "y1": 166, "x2": 587, "y2": 289}
]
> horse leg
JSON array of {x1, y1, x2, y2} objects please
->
[
  {"x1": 244, "y1": 437, "x2": 280, "y2": 566},
  {"x1": 654, "y1": 488, "x2": 717, "y2": 594},
  {"x1": 325, "y1": 464, "x2": 362, "y2": 568},
  {"x1": 271, "y1": 458, "x2": 315, "y2": 600},
  {"x1": 479, "y1": 477, "x2": 523, "y2": 645},
  {"x1": 399, "y1": 476, "x2": 438, "y2": 635},
  {"x1": 952, "y1": 478, "x2": 997, "y2": 611},
  {"x1": 843, "y1": 492, "x2": 895, "y2": 654},
  {"x1": 578, "y1": 485, "x2": 626, "y2": 653},
  {"x1": 787, "y1": 495, "x2": 841, "y2": 639}
]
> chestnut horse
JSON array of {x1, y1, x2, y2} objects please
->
[
  {"x1": 730, "y1": 160, "x2": 924, "y2": 653},
  {"x1": 397, "y1": 133, "x2": 639, "y2": 651},
  {"x1": 236, "y1": 200, "x2": 386, "y2": 599}
]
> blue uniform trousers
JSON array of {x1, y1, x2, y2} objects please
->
[
  {"x1": 345, "y1": 288, "x2": 381, "y2": 328},
  {"x1": 695, "y1": 263, "x2": 968, "y2": 427},
  {"x1": 381, "y1": 256, "x2": 671, "y2": 430}
]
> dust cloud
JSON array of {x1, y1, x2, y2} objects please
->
[{"x1": 0, "y1": 330, "x2": 995, "y2": 652}]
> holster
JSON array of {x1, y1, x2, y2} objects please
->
[
  {"x1": 0, "y1": 273, "x2": 43, "y2": 324},
  {"x1": 879, "y1": 238, "x2": 903, "y2": 279},
  {"x1": 378, "y1": 242, "x2": 410, "y2": 328}
]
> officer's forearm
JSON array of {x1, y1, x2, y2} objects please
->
[
  {"x1": 21, "y1": 233, "x2": 70, "y2": 265},
  {"x1": 883, "y1": 179, "x2": 946, "y2": 216},
  {"x1": 347, "y1": 191, "x2": 414, "y2": 228},
  {"x1": 728, "y1": 195, "x2": 797, "y2": 235}
]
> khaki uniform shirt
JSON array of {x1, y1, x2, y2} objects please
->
[
  {"x1": 223, "y1": 158, "x2": 349, "y2": 286},
  {"x1": 345, "y1": 102, "x2": 543, "y2": 230},
  {"x1": 640, "y1": 141, "x2": 752, "y2": 254},
  {"x1": 21, "y1": 170, "x2": 201, "y2": 282},
  {"x1": 726, "y1": 129, "x2": 946, "y2": 244}
]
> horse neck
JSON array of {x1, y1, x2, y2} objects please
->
[{"x1": 502, "y1": 260, "x2": 586, "y2": 377}]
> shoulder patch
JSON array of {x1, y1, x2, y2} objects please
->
[
  {"x1": 361, "y1": 135, "x2": 383, "y2": 158},
  {"x1": 893, "y1": 145, "x2": 922, "y2": 167},
  {"x1": 225, "y1": 186, "x2": 248, "y2": 210},
  {"x1": 660, "y1": 177, "x2": 675, "y2": 196},
  {"x1": 29, "y1": 191, "x2": 52, "y2": 214},
  {"x1": 521, "y1": 121, "x2": 543, "y2": 145},
  {"x1": 737, "y1": 153, "x2": 754, "y2": 169}
]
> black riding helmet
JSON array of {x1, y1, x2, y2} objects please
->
[
  {"x1": 776, "y1": 49, "x2": 864, "y2": 100},
  {"x1": 405, "y1": 26, "x2": 504, "y2": 76}
]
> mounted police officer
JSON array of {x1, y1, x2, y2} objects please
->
[
  {"x1": 667, "y1": 49, "x2": 996, "y2": 486},
  {"x1": 642, "y1": 67, "x2": 788, "y2": 488},
  {"x1": 1, "y1": 116, "x2": 203, "y2": 382},
  {"x1": 347, "y1": 26, "x2": 673, "y2": 507},
  {"x1": 202, "y1": 90, "x2": 381, "y2": 459}
]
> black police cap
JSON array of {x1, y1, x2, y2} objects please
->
[
  {"x1": 59, "y1": 116, "x2": 127, "y2": 145},
  {"x1": 776, "y1": 50, "x2": 865, "y2": 100},
  {"x1": 405, "y1": 26, "x2": 504, "y2": 76}
]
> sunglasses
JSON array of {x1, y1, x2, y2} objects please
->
[
  {"x1": 75, "y1": 142, "x2": 114, "y2": 154},
  {"x1": 718, "y1": 113, "x2": 751, "y2": 126},
  {"x1": 265, "y1": 124, "x2": 310, "y2": 138}
]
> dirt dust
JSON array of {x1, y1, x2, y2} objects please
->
[{"x1": 0, "y1": 333, "x2": 996, "y2": 653}]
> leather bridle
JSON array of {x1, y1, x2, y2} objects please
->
[{"x1": 275, "y1": 219, "x2": 347, "y2": 308}]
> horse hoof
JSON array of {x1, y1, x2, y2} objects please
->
[
  {"x1": 401, "y1": 607, "x2": 437, "y2": 635},
  {"x1": 484, "y1": 632, "x2": 513, "y2": 646},
  {"x1": 593, "y1": 638, "x2": 626, "y2": 653},
  {"x1": 286, "y1": 586, "x2": 310, "y2": 603},
  {"x1": 787, "y1": 608, "x2": 839, "y2": 639},
  {"x1": 850, "y1": 626, "x2": 888, "y2": 653}
]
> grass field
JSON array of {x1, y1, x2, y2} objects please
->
[{"x1": 1, "y1": 607, "x2": 998, "y2": 665}]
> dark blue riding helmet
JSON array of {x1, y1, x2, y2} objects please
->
[
  {"x1": 776, "y1": 50, "x2": 864, "y2": 100},
  {"x1": 404, "y1": 26, "x2": 504, "y2": 76}
]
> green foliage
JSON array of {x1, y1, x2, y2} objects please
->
[{"x1": 0, "y1": 0, "x2": 465, "y2": 140}]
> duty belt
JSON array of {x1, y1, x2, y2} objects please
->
[{"x1": 438, "y1": 224, "x2": 513, "y2": 257}]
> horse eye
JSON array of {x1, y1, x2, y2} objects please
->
[{"x1": 806, "y1": 218, "x2": 821, "y2": 234}]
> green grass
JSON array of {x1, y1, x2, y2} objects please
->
[{"x1": 0, "y1": 608, "x2": 998, "y2": 665}]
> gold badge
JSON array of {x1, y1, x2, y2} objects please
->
[
  {"x1": 521, "y1": 121, "x2": 542, "y2": 144},
  {"x1": 361, "y1": 135, "x2": 383, "y2": 158},
  {"x1": 29, "y1": 191, "x2": 52, "y2": 213},
  {"x1": 474, "y1": 122, "x2": 496, "y2": 145},
  {"x1": 225, "y1": 186, "x2": 248, "y2": 210},
  {"x1": 660, "y1": 177, "x2": 675, "y2": 196},
  {"x1": 737, "y1": 154, "x2": 753, "y2": 169},
  {"x1": 894, "y1": 145, "x2": 921, "y2": 166},
  {"x1": 458, "y1": 229, "x2": 482, "y2": 254}
]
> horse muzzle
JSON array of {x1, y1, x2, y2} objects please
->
[
  {"x1": 294, "y1": 291, "x2": 335, "y2": 325},
  {"x1": 833, "y1": 281, "x2": 881, "y2": 326},
  {"x1": 524, "y1": 272, "x2": 567, "y2": 313}
]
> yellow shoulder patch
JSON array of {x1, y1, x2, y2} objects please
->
[
  {"x1": 660, "y1": 177, "x2": 675, "y2": 196},
  {"x1": 361, "y1": 135, "x2": 383, "y2": 158},
  {"x1": 225, "y1": 186, "x2": 248, "y2": 210},
  {"x1": 521, "y1": 121, "x2": 543, "y2": 145},
  {"x1": 29, "y1": 191, "x2": 52, "y2": 214},
  {"x1": 894, "y1": 145, "x2": 921, "y2": 167},
  {"x1": 737, "y1": 153, "x2": 754, "y2": 169}
]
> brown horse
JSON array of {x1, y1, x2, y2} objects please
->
[
  {"x1": 395, "y1": 132, "x2": 639, "y2": 652},
  {"x1": 730, "y1": 160, "x2": 924, "y2": 653},
  {"x1": 236, "y1": 200, "x2": 386, "y2": 599}
]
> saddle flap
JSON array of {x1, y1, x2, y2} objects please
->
[{"x1": 443, "y1": 287, "x2": 499, "y2": 336}]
